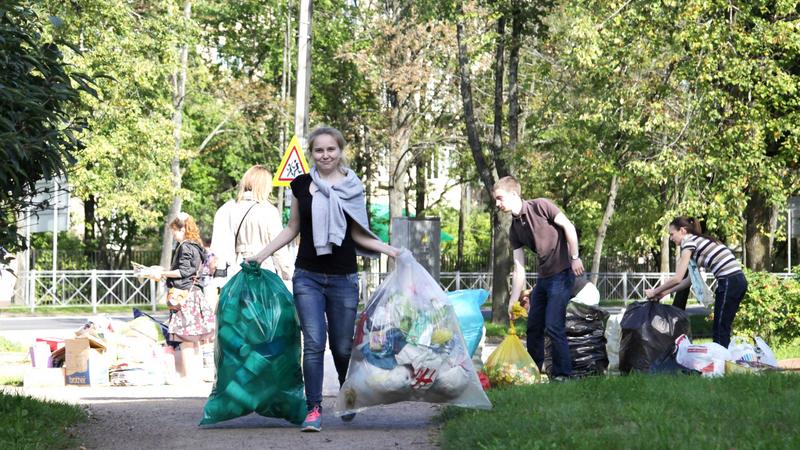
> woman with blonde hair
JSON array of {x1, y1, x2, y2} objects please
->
[
  {"x1": 248, "y1": 126, "x2": 400, "y2": 432},
  {"x1": 209, "y1": 165, "x2": 293, "y2": 290}
]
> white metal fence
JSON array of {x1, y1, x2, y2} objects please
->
[
  {"x1": 12, "y1": 270, "x2": 160, "y2": 312},
  {"x1": 9, "y1": 270, "x2": 796, "y2": 311}
]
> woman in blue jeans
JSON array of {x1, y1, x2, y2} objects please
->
[
  {"x1": 249, "y1": 126, "x2": 399, "y2": 432},
  {"x1": 645, "y1": 216, "x2": 748, "y2": 348}
]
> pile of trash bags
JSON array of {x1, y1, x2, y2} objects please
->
[
  {"x1": 334, "y1": 251, "x2": 491, "y2": 416},
  {"x1": 619, "y1": 301, "x2": 690, "y2": 374},
  {"x1": 200, "y1": 262, "x2": 306, "y2": 425},
  {"x1": 671, "y1": 334, "x2": 780, "y2": 376},
  {"x1": 545, "y1": 301, "x2": 610, "y2": 377}
]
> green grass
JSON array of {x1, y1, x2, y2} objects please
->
[
  {"x1": 0, "y1": 337, "x2": 26, "y2": 353},
  {"x1": 774, "y1": 338, "x2": 800, "y2": 360},
  {"x1": 0, "y1": 304, "x2": 168, "y2": 316},
  {"x1": 0, "y1": 377, "x2": 23, "y2": 387},
  {"x1": 0, "y1": 391, "x2": 87, "y2": 449},
  {"x1": 485, "y1": 319, "x2": 527, "y2": 338},
  {"x1": 438, "y1": 373, "x2": 800, "y2": 449}
]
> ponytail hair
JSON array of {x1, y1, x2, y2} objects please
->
[{"x1": 669, "y1": 216, "x2": 718, "y2": 243}]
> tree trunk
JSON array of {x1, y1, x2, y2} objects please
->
[
  {"x1": 415, "y1": 155, "x2": 426, "y2": 216},
  {"x1": 490, "y1": 17, "x2": 506, "y2": 175},
  {"x1": 83, "y1": 194, "x2": 95, "y2": 243},
  {"x1": 660, "y1": 233, "x2": 671, "y2": 273},
  {"x1": 455, "y1": 16, "x2": 495, "y2": 191},
  {"x1": 83, "y1": 194, "x2": 96, "y2": 267},
  {"x1": 660, "y1": 186, "x2": 677, "y2": 273},
  {"x1": 456, "y1": 10, "x2": 510, "y2": 325},
  {"x1": 160, "y1": 0, "x2": 191, "y2": 269},
  {"x1": 591, "y1": 174, "x2": 619, "y2": 283},
  {"x1": 507, "y1": 6, "x2": 522, "y2": 152},
  {"x1": 491, "y1": 212, "x2": 512, "y2": 323},
  {"x1": 767, "y1": 204, "x2": 779, "y2": 271},
  {"x1": 387, "y1": 96, "x2": 413, "y2": 231},
  {"x1": 745, "y1": 190, "x2": 771, "y2": 271},
  {"x1": 457, "y1": 178, "x2": 466, "y2": 271}
]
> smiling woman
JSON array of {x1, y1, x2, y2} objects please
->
[
  {"x1": 246, "y1": 125, "x2": 402, "y2": 432},
  {"x1": 307, "y1": 126, "x2": 348, "y2": 175}
]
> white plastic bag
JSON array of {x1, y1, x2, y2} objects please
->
[
  {"x1": 572, "y1": 281, "x2": 600, "y2": 306},
  {"x1": 728, "y1": 336, "x2": 757, "y2": 362},
  {"x1": 335, "y1": 251, "x2": 491, "y2": 415},
  {"x1": 754, "y1": 336, "x2": 778, "y2": 366},
  {"x1": 675, "y1": 334, "x2": 731, "y2": 377},
  {"x1": 604, "y1": 312, "x2": 624, "y2": 374},
  {"x1": 688, "y1": 260, "x2": 714, "y2": 307}
]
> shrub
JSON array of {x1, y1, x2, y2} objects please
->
[{"x1": 734, "y1": 270, "x2": 800, "y2": 345}]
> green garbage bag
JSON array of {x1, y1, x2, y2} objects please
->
[{"x1": 200, "y1": 262, "x2": 306, "y2": 425}]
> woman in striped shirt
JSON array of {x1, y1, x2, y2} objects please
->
[{"x1": 645, "y1": 216, "x2": 748, "y2": 347}]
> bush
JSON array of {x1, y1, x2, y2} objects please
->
[
  {"x1": 734, "y1": 270, "x2": 800, "y2": 345},
  {"x1": 30, "y1": 232, "x2": 92, "y2": 270},
  {"x1": 689, "y1": 313, "x2": 713, "y2": 338}
]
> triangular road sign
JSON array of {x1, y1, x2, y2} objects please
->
[{"x1": 273, "y1": 135, "x2": 310, "y2": 187}]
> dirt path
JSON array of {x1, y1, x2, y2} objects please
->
[{"x1": 72, "y1": 394, "x2": 440, "y2": 450}]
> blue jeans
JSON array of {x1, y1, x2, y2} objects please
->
[
  {"x1": 527, "y1": 268, "x2": 575, "y2": 378},
  {"x1": 292, "y1": 268, "x2": 359, "y2": 410},
  {"x1": 713, "y1": 272, "x2": 747, "y2": 348}
]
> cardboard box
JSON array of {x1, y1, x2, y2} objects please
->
[
  {"x1": 724, "y1": 360, "x2": 779, "y2": 375},
  {"x1": 24, "y1": 367, "x2": 66, "y2": 388},
  {"x1": 65, "y1": 337, "x2": 109, "y2": 386}
]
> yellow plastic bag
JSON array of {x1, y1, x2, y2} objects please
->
[
  {"x1": 510, "y1": 303, "x2": 528, "y2": 320},
  {"x1": 485, "y1": 328, "x2": 541, "y2": 386}
]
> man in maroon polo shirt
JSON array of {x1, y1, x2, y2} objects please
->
[{"x1": 493, "y1": 176, "x2": 584, "y2": 380}]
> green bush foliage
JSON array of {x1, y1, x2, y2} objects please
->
[{"x1": 734, "y1": 270, "x2": 800, "y2": 345}]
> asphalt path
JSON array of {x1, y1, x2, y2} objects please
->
[{"x1": 4, "y1": 316, "x2": 444, "y2": 449}]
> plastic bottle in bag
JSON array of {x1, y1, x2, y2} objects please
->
[
  {"x1": 334, "y1": 251, "x2": 491, "y2": 416},
  {"x1": 200, "y1": 262, "x2": 306, "y2": 426}
]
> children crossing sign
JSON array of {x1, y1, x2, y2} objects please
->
[{"x1": 273, "y1": 135, "x2": 310, "y2": 187}]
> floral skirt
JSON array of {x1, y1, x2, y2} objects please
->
[{"x1": 168, "y1": 287, "x2": 216, "y2": 343}]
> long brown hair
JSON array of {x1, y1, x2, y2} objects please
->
[
  {"x1": 170, "y1": 213, "x2": 203, "y2": 245},
  {"x1": 669, "y1": 216, "x2": 718, "y2": 243}
]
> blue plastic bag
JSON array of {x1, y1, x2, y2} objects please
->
[{"x1": 447, "y1": 289, "x2": 488, "y2": 358}]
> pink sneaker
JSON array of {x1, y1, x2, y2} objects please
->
[{"x1": 301, "y1": 405, "x2": 321, "y2": 432}]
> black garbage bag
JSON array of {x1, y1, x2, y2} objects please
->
[
  {"x1": 544, "y1": 301, "x2": 610, "y2": 377},
  {"x1": 619, "y1": 301, "x2": 691, "y2": 374},
  {"x1": 649, "y1": 350, "x2": 701, "y2": 376}
]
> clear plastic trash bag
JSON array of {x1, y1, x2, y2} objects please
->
[{"x1": 335, "y1": 251, "x2": 491, "y2": 415}]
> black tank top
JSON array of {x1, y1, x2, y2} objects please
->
[{"x1": 290, "y1": 174, "x2": 357, "y2": 274}]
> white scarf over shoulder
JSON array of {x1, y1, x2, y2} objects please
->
[{"x1": 310, "y1": 166, "x2": 380, "y2": 258}]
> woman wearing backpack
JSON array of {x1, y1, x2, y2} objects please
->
[
  {"x1": 248, "y1": 126, "x2": 400, "y2": 432},
  {"x1": 645, "y1": 216, "x2": 748, "y2": 347},
  {"x1": 155, "y1": 212, "x2": 216, "y2": 378}
]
